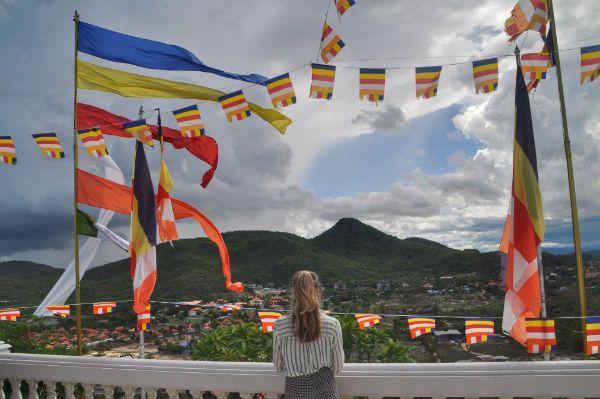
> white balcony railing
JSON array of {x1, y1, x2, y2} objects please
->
[{"x1": 1, "y1": 353, "x2": 600, "y2": 399}]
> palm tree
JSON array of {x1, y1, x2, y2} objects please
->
[{"x1": 377, "y1": 339, "x2": 414, "y2": 363}]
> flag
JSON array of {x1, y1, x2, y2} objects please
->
[
  {"x1": 219, "y1": 304, "x2": 241, "y2": 312},
  {"x1": 77, "y1": 208, "x2": 129, "y2": 252},
  {"x1": 526, "y1": 28, "x2": 555, "y2": 92},
  {"x1": 0, "y1": 136, "x2": 17, "y2": 165},
  {"x1": 499, "y1": 215, "x2": 510, "y2": 290},
  {"x1": 157, "y1": 159, "x2": 179, "y2": 242},
  {"x1": 172, "y1": 105, "x2": 205, "y2": 138},
  {"x1": 123, "y1": 119, "x2": 154, "y2": 147},
  {"x1": 355, "y1": 313, "x2": 382, "y2": 329},
  {"x1": 408, "y1": 317, "x2": 435, "y2": 338},
  {"x1": 504, "y1": 0, "x2": 548, "y2": 43},
  {"x1": 264, "y1": 73, "x2": 296, "y2": 109},
  {"x1": 320, "y1": 22, "x2": 345, "y2": 64},
  {"x1": 93, "y1": 302, "x2": 117, "y2": 315},
  {"x1": 258, "y1": 311, "x2": 282, "y2": 333},
  {"x1": 472, "y1": 58, "x2": 499, "y2": 94},
  {"x1": 521, "y1": 52, "x2": 550, "y2": 90},
  {"x1": 525, "y1": 318, "x2": 556, "y2": 353},
  {"x1": 130, "y1": 140, "x2": 157, "y2": 315},
  {"x1": 309, "y1": 63, "x2": 336, "y2": 100},
  {"x1": 219, "y1": 90, "x2": 251, "y2": 122},
  {"x1": 415, "y1": 66, "x2": 442, "y2": 99},
  {"x1": 359, "y1": 68, "x2": 385, "y2": 103},
  {"x1": 78, "y1": 128, "x2": 109, "y2": 157},
  {"x1": 334, "y1": 0, "x2": 356, "y2": 17},
  {"x1": 502, "y1": 59, "x2": 544, "y2": 346},
  {"x1": 581, "y1": 44, "x2": 600, "y2": 85},
  {"x1": 586, "y1": 316, "x2": 600, "y2": 355},
  {"x1": 32, "y1": 133, "x2": 65, "y2": 159},
  {"x1": 137, "y1": 305, "x2": 151, "y2": 331},
  {"x1": 0, "y1": 309, "x2": 20, "y2": 322},
  {"x1": 465, "y1": 320, "x2": 495, "y2": 345},
  {"x1": 46, "y1": 305, "x2": 70, "y2": 317}
]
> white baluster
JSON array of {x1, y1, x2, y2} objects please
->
[
  {"x1": 212, "y1": 392, "x2": 227, "y2": 399},
  {"x1": 188, "y1": 390, "x2": 202, "y2": 399},
  {"x1": 82, "y1": 384, "x2": 94, "y2": 399},
  {"x1": 25, "y1": 381, "x2": 37, "y2": 399},
  {"x1": 165, "y1": 389, "x2": 178, "y2": 399},
  {"x1": 264, "y1": 394, "x2": 280, "y2": 399},
  {"x1": 9, "y1": 380, "x2": 21, "y2": 399},
  {"x1": 144, "y1": 388, "x2": 157, "y2": 399},
  {"x1": 0, "y1": 380, "x2": 5, "y2": 399},
  {"x1": 45, "y1": 382, "x2": 56, "y2": 399},
  {"x1": 238, "y1": 393, "x2": 254, "y2": 399},
  {"x1": 63, "y1": 383, "x2": 75, "y2": 399},
  {"x1": 121, "y1": 387, "x2": 135, "y2": 399},
  {"x1": 102, "y1": 386, "x2": 114, "y2": 399}
]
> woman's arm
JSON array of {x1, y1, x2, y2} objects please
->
[
  {"x1": 272, "y1": 329, "x2": 284, "y2": 372},
  {"x1": 332, "y1": 319, "x2": 345, "y2": 374}
]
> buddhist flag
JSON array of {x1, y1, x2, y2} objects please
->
[
  {"x1": 415, "y1": 66, "x2": 442, "y2": 99},
  {"x1": 123, "y1": 119, "x2": 154, "y2": 147},
  {"x1": 137, "y1": 305, "x2": 151, "y2": 331},
  {"x1": 130, "y1": 140, "x2": 157, "y2": 315},
  {"x1": 219, "y1": 304, "x2": 241, "y2": 312},
  {"x1": 93, "y1": 302, "x2": 117, "y2": 315},
  {"x1": 157, "y1": 158, "x2": 178, "y2": 242},
  {"x1": 258, "y1": 311, "x2": 282, "y2": 333},
  {"x1": 0, "y1": 136, "x2": 17, "y2": 165},
  {"x1": 581, "y1": 44, "x2": 600, "y2": 85},
  {"x1": 586, "y1": 316, "x2": 600, "y2": 355},
  {"x1": 355, "y1": 313, "x2": 382, "y2": 330},
  {"x1": 502, "y1": 62, "x2": 544, "y2": 345},
  {"x1": 408, "y1": 317, "x2": 435, "y2": 339},
  {"x1": 504, "y1": 0, "x2": 548, "y2": 43},
  {"x1": 526, "y1": 28, "x2": 555, "y2": 92},
  {"x1": 46, "y1": 305, "x2": 70, "y2": 317},
  {"x1": 32, "y1": 133, "x2": 65, "y2": 159},
  {"x1": 310, "y1": 63, "x2": 336, "y2": 100},
  {"x1": 320, "y1": 22, "x2": 345, "y2": 64},
  {"x1": 334, "y1": 0, "x2": 356, "y2": 17},
  {"x1": 473, "y1": 58, "x2": 499, "y2": 94},
  {"x1": 521, "y1": 52, "x2": 550, "y2": 90},
  {"x1": 78, "y1": 128, "x2": 109, "y2": 157},
  {"x1": 465, "y1": 320, "x2": 494, "y2": 345},
  {"x1": 359, "y1": 68, "x2": 385, "y2": 103},
  {"x1": 0, "y1": 309, "x2": 20, "y2": 322},
  {"x1": 172, "y1": 105, "x2": 205, "y2": 138},
  {"x1": 265, "y1": 73, "x2": 296, "y2": 109},
  {"x1": 219, "y1": 90, "x2": 251, "y2": 122},
  {"x1": 525, "y1": 318, "x2": 556, "y2": 353}
]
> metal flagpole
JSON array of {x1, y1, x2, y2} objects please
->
[{"x1": 546, "y1": 0, "x2": 588, "y2": 359}]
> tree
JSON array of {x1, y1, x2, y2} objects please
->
[
  {"x1": 192, "y1": 323, "x2": 272, "y2": 362},
  {"x1": 377, "y1": 339, "x2": 414, "y2": 363}
]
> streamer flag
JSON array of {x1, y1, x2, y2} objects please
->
[
  {"x1": 137, "y1": 305, "x2": 151, "y2": 331},
  {"x1": 472, "y1": 58, "x2": 499, "y2": 94},
  {"x1": 465, "y1": 320, "x2": 494, "y2": 345},
  {"x1": 359, "y1": 68, "x2": 385, "y2": 103},
  {"x1": 219, "y1": 90, "x2": 251, "y2": 122},
  {"x1": 504, "y1": 0, "x2": 548, "y2": 43},
  {"x1": 408, "y1": 317, "x2": 435, "y2": 338},
  {"x1": 32, "y1": 133, "x2": 65, "y2": 159},
  {"x1": 581, "y1": 44, "x2": 600, "y2": 85},
  {"x1": 76, "y1": 60, "x2": 291, "y2": 134},
  {"x1": 502, "y1": 63, "x2": 544, "y2": 346},
  {"x1": 334, "y1": 0, "x2": 355, "y2": 17},
  {"x1": 415, "y1": 66, "x2": 442, "y2": 99},
  {"x1": 123, "y1": 120, "x2": 154, "y2": 147},
  {"x1": 46, "y1": 305, "x2": 70, "y2": 317},
  {"x1": 265, "y1": 73, "x2": 297, "y2": 109},
  {"x1": 310, "y1": 63, "x2": 336, "y2": 100},
  {"x1": 525, "y1": 318, "x2": 555, "y2": 353},
  {"x1": 77, "y1": 208, "x2": 130, "y2": 252},
  {"x1": 78, "y1": 22, "x2": 267, "y2": 85},
  {"x1": 173, "y1": 105, "x2": 205, "y2": 137},
  {"x1": 157, "y1": 159, "x2": 179, "y2": 243},
  {"x1": 258, "y1": 311, "x2": 282, "y2": 333},
  {"x1": 93, "y1": 302, "x2": 117, "y2": 315},
  {"x1": 0, "y1": 309, "x2": 20, "y2": 322},
  {"x1": 78, "y1": 128, "x2": 109, "y2": 157},
  {"x1": 320, "y1": 23, "x2": 345, "y2": 64},
  {"x1": 0, "y1": 136, "x2": 17, "y2": 165},
  {"x1": 355, "y1": 314, "x2": 382, "y2": 329},
  {"x1": 586, "y1": 316, "x2": 600, "y2": 355}
]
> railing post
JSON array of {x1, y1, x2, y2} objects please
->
[
  {"x1": 9, "y1": 380, "x2": 21, "y2": 399},
  {"x1": 25, "y1": 382, "x2": 37, "y2": 399}
]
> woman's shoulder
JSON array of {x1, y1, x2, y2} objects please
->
[{"x1": 321, "y1": 314, "x2": 341, "y2": 330}]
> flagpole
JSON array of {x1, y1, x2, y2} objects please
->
[
  {"x1": 72, "y1": 9, "x2": 83, "y2": 356},
  {"x1": 546, "y1": 0, "x2": 588, "y2": 359}
]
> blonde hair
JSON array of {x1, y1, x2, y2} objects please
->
[{"x1": 290, "y1": 270, "x2": 322, "y2": 343}]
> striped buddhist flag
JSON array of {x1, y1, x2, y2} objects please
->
[
  {"x1": 472, "y1": 58, "x2": 499, "y2": 94},
  {"x1": 320, "y1": 22, "x2": 345, "y2": 64},
  {"x1": 265, "y1": 73, "x2": 296, "y2": 109},
  {"x1": 137, "y1": 305, "x2": 151, "y2": 331},
  {"x1": 355, "y1": 313, "x2": 382, "y2": 330},
  {"x1": 580, "y1": 44, "x2": 600, "y2": 85},
  {"x1": 521, "y1": 52, "x2": 550, "y2": 88},
  {"x1": 78, "y1": 128, "x2": 109, "y2": 157},
  {"x1": 504, "y1": 0, "x2": 548, "y2": 43},
  {"x1": 334, "y1": 0, "x2": 356, "y2": 17},
  {"x1": 45, "y1": 305, "x2": 70, "y2": 317},
  {"x1": 586, "y1": 316, "x2": 600, "y2": 355},
  {"x1": 130, "y1": 140, "x2": 157, "y2": 315},
  {"x1": 359, "y1": 68, "x2": 385, "y2": 103},
  {"x1": 157, "y1": 158, "x2": 178, "y2": 242},
  {"x1": 32, "y1": 133, "x2": 65, "y2": 159},
  {"x1": 526, "y1": 28, "x2": 555, "y2": 92},
  {"x1": 219, "y1": 304, "x2": 241, "y2": 312},
  {"x1": 415, "y1": 66, "x2": 442, "y2": 99},
  {"x1": 0, "y1": 136, "x2": 17, "y2": 165},
  {"x1": 465, "y1": 320, "x2": 495, "y2": 345},
  {"x1": 93, "y1": 302, "x2": 117, "y2": 315},
  {"x1": 123, "y1": 119, "x2": 154, "y2": 147},
  {"x1": 172, "y1": 105, "x2": 205, "y2": 137},
  {"x1": 219, "y1": 90, "x2": 251, "y2": 122},
  {"x1": 310, "y1": 63, "x2": 336, "y2": 100},
  {"x1": 0, "y1": 309, "x2": 20, "y2": 322},
  {"x1": 258, "y1": 311, "x2": 282, "y2": 333},
  {"x1": 408, "y1": 317, "x2": 435, "y2": 339},
  {"x1": 525, "y1": 318, "x2": 556, "y2": 354}
]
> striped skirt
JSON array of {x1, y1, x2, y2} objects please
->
[{"x1": 283, "y1": 367, "x2": 339, "y2": 399}]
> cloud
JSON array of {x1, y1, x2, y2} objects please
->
[{"x1": 351, "y1": 103, "x2": 407, "y2": 132}]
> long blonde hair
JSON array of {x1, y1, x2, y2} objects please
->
[{"x1": 290, "y1": 270, "x2": 322, "y2": 343}]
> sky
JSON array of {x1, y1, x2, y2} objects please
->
[{"x1": 1, "y1": 0, "x2": 600, "y2": 269}]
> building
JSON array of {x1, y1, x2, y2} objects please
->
[
  {"x1": 334, "y1": 281, "x2": 347, "y2": 291},
  {"x1": 377, "y1": 280, "x2": 391, "y2": 291},
  {"x1": 433, "y1": 330, "x2": 462, "y2": 343}
]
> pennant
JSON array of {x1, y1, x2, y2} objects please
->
[
  {"x1": 521, "y1": 52, "x2": 550, "y2": 90},
  {"x1": 465, "y1": 320, "x2": 495, "y2": 345},
  {"x1": 264, "y1": 73, "x2": 296, "y2": 109},
  {"x1": 581, "y1": 44, "x2": 600, "y2": 85},
  {"x1": 359, "y1": 68, "x2": 385, "y2": 103},
  {"x1": 0, "y1": 136, "x2": 17, "y2": 165},
  {"x1": 309, "y1": 63, "x2": 336, "y2": 100},
  {"x1": 93, "y1": 302, "x2": 117, "y2": 315},
  {"x1": 355, "y1": 313, "x2": 382, "y2": 329},
  {"x1": 45, "y1": 305, "x2": 70, "y2": 317},
  {"x1": 123, "y1": 120, "x2": 154, "y2": 147},
  {"x1": 504, "y1": 0, "x2": 548, "y2": 43},
  {"x1": 32, "y1": 133, "x2": 65, "y2": 159},
  {"x1": 525, "y1": 318, "x2": 556, "y2": 353},
  {"x1": 586, "y1": 316, "x2": 600, "y2": 355},
  {"x1": 78, "y1": 128, "x2": 109, "y2": 157},
  {"x1": 77, "y1": 208, "x2": 130, "y2": 252},
  {"x1": 258, "y1": 311, "x2": 282, "y2": 333},
  {"x1": 415, "y1": 66, "x2": 442, "y2": 99},
  {"x1": 219, "y1": 304, "x2": 241, "y2": 312},
  {"x1": 219, "y1": 90, "x2": 251, "y2": 122},
  {"x1": 408, "y1": 317, "x2": 435, "y2": 339},
  {"x1": 157, "y1": 159, "x2": 179, "y2": 242},
  {"x1": 137, "y1": 305, "x2": 151, "y2": 331},
  {"x1": 472, "y1": 58, "x2": 499, "y2": 94},
  {"x1": 0, "y1": 309, "x2": 20, "y2": 322},
  {"x1": 172, "y1": 105, "x2": 205, "y2": 138},
  {"x1": 320, "y1": 23, "x2": 345, "y2": 64},
  {"x1": 334, "y1": 0, "x2": 356, "y2": 17}
]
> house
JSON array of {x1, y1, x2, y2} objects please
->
[
  {"x1": 433, "y1": 330, "x2": 462, "y2": 343},
  {"x1": 334, "y1": 281, "x2": 347, "y2": 291},
  {"x1": 377, "y1": 280, "x2": 391, "y2": 291}
]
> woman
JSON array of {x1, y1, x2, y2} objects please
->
[{"x1": 273, "y1": 271, "x2": 344, "y2": 399}]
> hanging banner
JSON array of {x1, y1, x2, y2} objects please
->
[
  {"x1": 0, "y1": 136, "x2": 17, "y2": 165},
  {"x1": 355, "y1": 313, "x2": 382, "y2": 329},
  {"x1": 472, "y1": 58, "x2": 499, "y2": 94},
  {"x1": 309, "y1": 63, "x2": 336, "y2": 100}
]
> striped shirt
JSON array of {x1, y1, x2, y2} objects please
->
[{"x1": 273, "y1": 314, "x2": 344, "y2": 377}]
